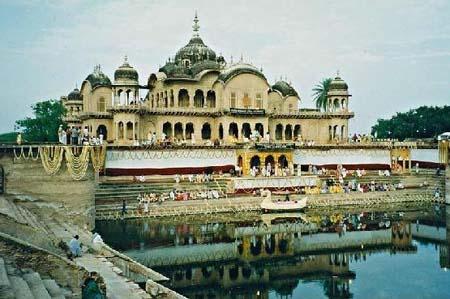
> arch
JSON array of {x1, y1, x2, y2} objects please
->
[
  {"x1": 164, "y1": 91, "x2": 168, "y2": 107},
  {"x1": 242, "y1": 123, "x2": 251, "y2": 139},
  {"x1": 285, "y1": 124, "x2": 293, "y2": 140},
  {"x1": 163, "y1": 122, "x2": 172, "y2": 139},
  {"x1": 97, "y1": 97, "x2": 106, "y2": 112},
  {"x1": 341, "y1": 98, "x2": 346, "y2": 109},
  {"x1": 185, "y1": 123, "x2": 194, "y2": 140},
  {"x1": 341, "y1": 125, "x2": 345, "y2": 140},
  {"x1": 156, "y1": 93, "x2": 160, "y2": 107},
  {"x1": 265, "y1": 235, "x2": 276, "y2": 255},
  {"x1": 218, "y1": 123, "x2": 224, "y2": 139},
  {"x1": 118, "y1": 89, "x2": 126, "y2": 104},
  {"x1": 126, "y1": 122, "x2": 133, "y2": 140},
  {"x1": 255, "y1": 123, "x2": 264, "y2": 137},
  {"x1": 118, "y1": 122, "x2": 124, "y2": 139},
  {"x1": 329, "y1": 125, "x2": 333, "y2": 141},
  {"x1": 250, "y1": 155, "x2": 261, "y2": 169},
  {"x1": 278, "y1": 155, "x2": 288, "y2": 168},
  {"x1": 170, "y1": 90, "x2": 174, "y2": 107},
  {"x1": 174, "y1": 122, "x2": 183, "y2": 140},
  {"x1": 194, "y1": 90, "x2": 205, "y2": 108},
  {"x1": 250, "y1": 237, "x2": 262, "y2": 256},
  {"x1": 206, "y1": 90, "x2": 216, "y2": 108},
  {"x1": 333, "y1": 125, "x2": 338, "y2": 140},
  {"x1": 294, "y1": 125, "x2": 302, "y2": 140},
  {"x1": 96, "y1": 125, "x2": 107, "y2": 140},
  {"x1": 265, "y1": 155, "x2": 275, "y2": 167},
  {"x1": 178, "y1": 89, "x2": 189, "y2": 108},
  {"x1": 229, "y1": 123, "x2": 238, "y2": 139},
  {"x1": 278, "y1": 239, "x2": 289, "y2": 254},
  {"x1": 333, "y1": 98, "x2": 340, "y2": 111},
  {"x1": 242, "y1": 267, "x2": 252, "y2": 279},
  {"x1": 229, "y1": 265, "x2": 239, "y2": 281},
  {"x1": 275, "y1": 124, "x2": 283, "y2": 140},
  {"x1": 201, "y1": 123, "x2": 211, "y2": 140}
]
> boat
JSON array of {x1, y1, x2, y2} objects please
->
[{"x1": 260, "y1": 190, "x2": 307, "y2": 213}]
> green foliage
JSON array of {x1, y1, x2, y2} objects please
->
[
  {"x1": 15, "y1": 100, "x2": 66, "y2": 142},
  {"x1": 0, "y1": 132, "x2": 18, "y2": 143},
  {"x1": 371, "y1": 106, "x2": 450, "y2": 140},
  {"x1": 312, "y1": 78, "x2": 332, "y2": 111}
]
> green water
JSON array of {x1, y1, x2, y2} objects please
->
[{"x1": 96, "y1": 203, "x2": 450, "y2": 299}]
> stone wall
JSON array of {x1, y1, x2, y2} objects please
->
[{"x1": 0, "y1": 152, "x2": 96, "y2": 229}]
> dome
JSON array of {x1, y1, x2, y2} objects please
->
[
  {"x1": 174, "y1": 13, "x2": 217, "y2": 66},
  {"x1": 329, "y1": 76, "x2": 348, "y2": 90},
  {"x1": 271, "y1": 80, "x2": 298, "y2": 97},
  {"x1": 217, "y1": 63, "x2": 266, "y2": 83},
  {"x1": 85, "y1": 65, "x2": 111, "y2": 89},
  {"x1": 114, "y1": 56, "x2": 138, "y2": 83},
  {"x1": 67, "y1": 87, "x2": 81, "y2": 101}
]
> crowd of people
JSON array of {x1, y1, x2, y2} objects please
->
[{"x1": 57, "y1": 125, "x2": 104, "y2": 146}]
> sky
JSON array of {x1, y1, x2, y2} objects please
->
[{"x1": 0, "y1": 0, "x2": 449, "y2": 134}]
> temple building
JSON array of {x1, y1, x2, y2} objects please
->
[{"x1": 62, "y1": 14, "x2": 354, "y2": 145}]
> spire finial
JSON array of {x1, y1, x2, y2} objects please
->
[
  {"x1": 124, "y1": 55, "x2": 128, "y2": 63},
  {"x1": 337, "y1": 69, "x2": 340, "y2": 77},
  {"x1": 192, "y1": 11, "x2": 200, "y2": 37}
]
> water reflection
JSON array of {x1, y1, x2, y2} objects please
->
[{"x1": 96, "y1": 204, "x2": 450, "y2": 299}]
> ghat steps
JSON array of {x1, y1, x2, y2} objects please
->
[{"x1": 0, "y1": 257, "x2": 71, "y2": 299}]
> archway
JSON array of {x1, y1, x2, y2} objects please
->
[
  {"x1": 219, "y1": 123, "x2": 224, "y2": 140},
  {"x1": 242, "y1": 123, "x2": 251, "y2": 139},
  {"x1": 294, "y1": 125, "x2": 301, "y2": 140},
  {"x1": 265, "y1": 155, "x2": 275, "y2": 167},
  {"x1": 163, "y1": 122, "x2": 172, "y2": 139},
  {"x1": 126, "y1": 122, "x2": 133, "y2": 140},
  {"x1": 201, "y1": 123, "x2": 211, "y2": 140},
  {"x1": 178, "y1": 89, "x2": 190, "y2": 107},
  {"x1": 229, "y1": 123, "x2": 238, "y2": 139},
  {"x1": 255, "y1": 123, "x2": 264, "y2": 137},
  {"x1": 278, "y1": 155, "x2": 288, "y2": 168},
  {"x1": 118, "y1": 122, "x2": 124, "y2": 139},
  {"x1": 275, "y1": 124, "x2": 283, "y2": 140},
  {"x1": 333, "y1": 98, "x2": 340, "y2": 111},
  {"x1": 206, "y1": 90, "x2": 216, "y2": 108},
  {"x1": 285, "y1": 124, "x2": 293, "y2": 140},
  {"x1": 250, "y1": 155, "x2": 261, "y2": 169},
  {"x1": 194, "y1": 90, "x2": 205, "y2": 108},
  {"x1": 185, "y1": 123, "x2": 194, "y2": 140},
  {"x1": 174, "y1": 122, "x2": 183, "y2": 140},
  {"x1": 97, "y1": 125, "x2": 107, "y2": 140}
]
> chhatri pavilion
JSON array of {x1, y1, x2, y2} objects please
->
[{"x1": 62, "y1": 14, "x2": 354, "y2": 146}]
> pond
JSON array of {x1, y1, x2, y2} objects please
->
[{"x1": 96, "y1": 203, "x2": 450, "y2": 299}]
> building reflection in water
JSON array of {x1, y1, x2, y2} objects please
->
[{"x1": 96, "y1": 204, "x2": 449, "y2": 299}]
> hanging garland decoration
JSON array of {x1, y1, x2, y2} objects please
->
[
  {"x1": 65, "y1": 146, "x2": 90, "y2": 180},
  {"x1": 91, "y1": 145, "x2": 106, "y2": 172},
  {"x1": 39, "y1": 146, "x2": 64, "y2": 175}
]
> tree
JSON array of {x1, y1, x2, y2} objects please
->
[
  {"x1": 371, "y1": 105, "x2": 450, "y2": 140},
  {"x1": 16, "y1": 100, "x2": 66, "y2": 142},
  {"x1": 312, "y1": 78, "x2": 332, "y2": 111}
]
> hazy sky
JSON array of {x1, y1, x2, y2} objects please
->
[{"x1": 1, "y1": 0, "x2": 449, "y2": 134}]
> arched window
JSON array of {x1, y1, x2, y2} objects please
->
[
  {"x1": 206, "y1": 90, "x2": 216, "y2": 108},
  {"x1": 275, "y1": 124, "x2": 283, "y2": 140},
  {"x1": 285, "y1": 124, "x2": 293, "y2": 140},
  {"x1": 241, "y1": 123, "x2": 251, "y2": 139},
  {"x1": 229, "y1": 123, "x2": 238, "y2": 139},
  {"x1": 201, "y1": 123, "x2": 211, "y2": 140},
  {"x1": 219, "y1": 123, "x2": 224, "y2": 139},
  {"x1": 194, "y1": 90, "x2": 205, "y2": 108},
  {"x1": 294, "y1": 125, "x2": 302, "y2": 140},
  {"x1": 97, "y1": 97, "x2": 106, "y2": 112},
  {"x1": 174, "y1": 122, "x2": 183, "y2": 140},
  {"x1": 162, "y1": 122, "x2": 172, "y2": 139},
  {"x1": 178, "y1": 89, "x2": 189, "y2": 108},
  {"x1": 185, "y1": 123, "x2": 194, "y2": 140}
]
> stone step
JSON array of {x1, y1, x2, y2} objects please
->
[
  {"x1": 0, "y1": 258, "x2": 14, "y2": 299},
  {"x1": 9, "y1": 276, "x2": 34, "y2": 299},
  {"x1": 43, "y1": 279, "x2": 65, "y2": 299},
  {"x1": 23, "y1": 272, "x2": 52, "y2": 299}
]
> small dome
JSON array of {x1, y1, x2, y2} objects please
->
[
  {"x1": 329, "y1": 76, "x2": 348, "y2": 90},
  {"x1": 271, "y1": 81, "x2": 298, "y2": 97},
  {"x1": 114, "y1": 56, "x2": 138, "y2": 83},
  {"x1": 217, "y1": 63, "x2": 266, "y2": 83},
  {"x1": 67, "y1": 87, "x2": 81, "y2": 101},
  {"x1": 85, "y1": 65, "x2": 111, "y2": 89}
]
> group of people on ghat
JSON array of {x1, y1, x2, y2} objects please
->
[{"x1": 57, "y1": 125, "x2": 104, "y2": 146}]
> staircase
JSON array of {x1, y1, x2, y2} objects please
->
[
  {"x1": 0, "y1": 257, "x2": 72, "y2": 299},
  {"x1": 95, "y1": 176, "x2": 230, "y2": 205}
]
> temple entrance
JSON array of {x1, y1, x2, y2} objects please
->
[
  {"x1": 97, "y1": 125, "x2": 107, "y2": 141},
  {"x1": 250, "y1": 155, "x2": 261, "y2": 169}
]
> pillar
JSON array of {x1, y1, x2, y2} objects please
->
[
  {"x1": 174, "y1": 89, "x2": 179, "y2": 108},
  {"x1": 132, "y1": 122, "x2": 135, "y2": 141}
]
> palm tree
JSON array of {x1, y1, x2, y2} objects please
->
[{"x1": 312, "y1": 78, "x2": 332, "y2": 111}]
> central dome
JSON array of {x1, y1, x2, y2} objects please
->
[{"x1": 174, "y1": 36, "x2": 217, "y2": 66}]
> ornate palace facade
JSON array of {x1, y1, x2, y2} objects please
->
[{"x1": 62, "y1": 14, "x2": 354, "y2": 145}]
